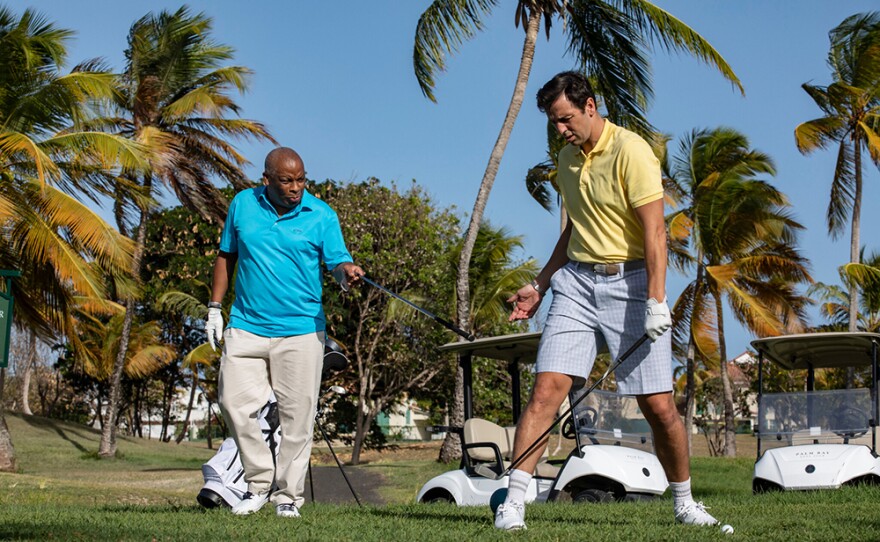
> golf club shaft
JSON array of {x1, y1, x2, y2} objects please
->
[
  {"x1": 362, "y1": 276, "x2": 475, "y2": 341},
  {"x1": 489, "y1": 334, "x2": 650, "y2": 478}
]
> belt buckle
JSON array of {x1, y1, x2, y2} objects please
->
[{"x1": 594, "y1": 263, "x2": 620, "y2": 275}]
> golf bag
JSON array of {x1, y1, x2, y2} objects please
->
[{"x1": 197, "y1": 397, "x2": 281, "y2": 509}]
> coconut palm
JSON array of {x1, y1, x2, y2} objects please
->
[
  {"x1": 794, "y1": 12, "x2": 880, "y2": 336},
  {"x1": 95, "y1": 6, "x2": 276, "y2": 457},
  {"x1": 0, "y1": 6, "x2": 147, "y2": 471},
  {"x1": 809, "y1": 249, "x2": 880, "y2": 332},
  {"x1": 667, "y1": 127, "x2": 812, "y2": 457},
  {"x1": 414, "y1": 0, "x2": 742, "y2": 460}
]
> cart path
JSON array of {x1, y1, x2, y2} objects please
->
[{"x1": 303, "y1": 465, "x2": 385, "y2": 505}]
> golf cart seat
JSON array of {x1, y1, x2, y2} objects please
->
[{"x1": 462, "y1": 418, "x2": 559, "y2": 478}]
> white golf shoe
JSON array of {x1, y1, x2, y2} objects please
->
[
  {"x1": 494, "y1": 501, "x2": 526, "y2": 531},
  {"x1": 675, "y1": 501, "x2": 719, "y2": 526},
  {"x1": 231, "y1": 491, "x2": 270, "y2": 515},
  {"x1": 276, "y1": 503, "x2": 301, "y2": 518}
]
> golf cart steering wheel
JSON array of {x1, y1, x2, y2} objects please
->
[
  {"x1": 831, "y1": 405, "x2": 870, "y2": 440},
  {"x1": 561, "y1": 406, "x2": 599, "y2": 439}
]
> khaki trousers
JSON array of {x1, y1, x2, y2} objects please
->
[{"x1": 218, "y1": 328, "x2": 324, "y2": 507}]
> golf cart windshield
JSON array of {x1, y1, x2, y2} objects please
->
[
  {"x1": 570, "y1": 388, "x2": 655, "y2": 453},
  {"x1": 757, "y1": 388, "x2": 874, "y2": 450}
]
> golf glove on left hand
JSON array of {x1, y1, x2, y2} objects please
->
[
  {"x1": 205, "y1": 307, "x2": 224, "y2": 351},
  {"x1": 645, "y1": 298, "x2": 671, "y2": 341}
]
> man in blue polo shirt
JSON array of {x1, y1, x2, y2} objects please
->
[{"x1": 205, "y1": 147, "x2": 363, "y2": 518}]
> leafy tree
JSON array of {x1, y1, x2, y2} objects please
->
[
  {"x1": 809, "y1": 248, "x2": 880, "y2": 333},
  {"x1": 96, "y1": 7, "x2": 274, "y2": 457},
  {"x1": 0, "y1": 5, "x2": 146, "y2": 472},
  {"x1": 795, "y1": 12, "x2": 880, "y2": 337},
  {"x1": 414, "y1": 0, "x2": 742, "y2": 460},
  {"x1": 667, "y1": 127, "x2": 812, "y2": 456},
  {"x1": 315, "y1": 179, "x2": 460, "y2": 464}
]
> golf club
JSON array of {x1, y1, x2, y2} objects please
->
[
  {"x1": 474, "y1": 334, "x2": 650, "y2": 480},
  {"x1": 362, "y1": 276, "x2": 475, "y2": 341}
]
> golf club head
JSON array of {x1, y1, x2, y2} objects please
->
[
  {"x1": 322, "y1": 337, "x2": 349, "y2": 381},
  {"x1": 473, "y1": 463, "x2": 506, "y2": 481}
]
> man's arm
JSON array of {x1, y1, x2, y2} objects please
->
[
  {"x1": 632, "y1": 198, "x2": 666, "y2": 302},
  {"x1": 211, "y1": 251, "x2": 238, "y2": 304},
  {"x1": 508, "y1": 219, "x2": 573, "y2": 321},
  {"x1": 633, "y1": 198, "x2": 671, "y2": 340}
]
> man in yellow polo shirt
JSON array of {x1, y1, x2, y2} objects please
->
[{"x1": 495, "y1": 71, "x2": 720, "y2": 531}]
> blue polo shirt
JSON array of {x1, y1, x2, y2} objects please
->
[{"x1": 219, "y1": 187, "x2": 353, "y2": 337}]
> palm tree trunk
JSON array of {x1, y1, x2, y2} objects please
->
[
  {"x1": 443, "y1": 8, "x2": 541, "y2": 463},
  {"x1": 0, "y1": 368, "x2": 15, "y2": 472},
  {"x1": 439, "y1": 363, "x2": 465, "y2": 463},
  {"x1": 684, "y1": 338, "x2": 696, "y2": 455},
  {"x1": 846, "y1": 141, "x2": 863, "y2": 387},
  {"x1": 176, "y1": 373, "x2": 199, "y2": 444},
  {"x1": 714, "y1": 294, "x2": 736, "y2": 457},
  {"x1": 99, "y1": 206, "x2": 149, "y2": 458},
  {"x1": 19, "y1": 332, "x2": 36, "y2": 416}
]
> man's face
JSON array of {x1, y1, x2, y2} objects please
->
[
  {"x1": 263, "y1": 158, "x2": 306, "y2": 211},
  {"x1": 547, "y1": 93, "x2": 596, "y2": 149}
]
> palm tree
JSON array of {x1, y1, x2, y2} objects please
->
[
  {"x1": 667, "y1": 127, "x2": 812, "y2": 456},
  {"x1": 0, "y1": 6, "x2": 146, "y2": 471},
  {"x1": 809, "y1": 248, "x2": 880, "y2": 332},
  {"x1": 95, "y1": 7, "x2": 276, "y2": 457},
  {"x1": 414, "y1": 0, "x2": 742, "y2": 460},
  {"x1": 794, "y1": 12, "x2": 880, "y2": 337}
]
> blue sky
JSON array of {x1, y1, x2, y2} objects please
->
[{"x1": 16, "y1": 1, "x2": 880, "y2": 358}]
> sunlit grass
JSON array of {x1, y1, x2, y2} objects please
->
[{"x1": 3, "y1": 413, "x2": 880, "y2": 541}]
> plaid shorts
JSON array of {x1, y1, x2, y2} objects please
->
[{"x1": 536, "y1": 261, "x2": 673, "y2": 395}]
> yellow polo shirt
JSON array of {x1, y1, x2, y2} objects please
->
[{"x1": 556, "y1": 120, "x2": 663, "y2": 263}]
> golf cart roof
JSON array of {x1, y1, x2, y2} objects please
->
[
  {"x1": 437, "y1": 331, "x2": 542, "y2": 362},
  {"x1": 750, "y1": 332, "x2": 880, "y2": 370}
]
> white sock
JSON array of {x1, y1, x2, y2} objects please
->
[
  {"x1": 505, "y1": 469, "x2": 532, "y2": 505},
  {"x1": 670, "y1": 478, "x2": 693, "y2": 510}
]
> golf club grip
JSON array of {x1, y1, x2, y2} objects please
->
[
  {"x1": 506, "y1": 334, "x2": 650, "y2": 474},
  {"x1": 434, "y1": 316, "x2": 476, "y2": 342}
]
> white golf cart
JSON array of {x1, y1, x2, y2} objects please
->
[
  {"x1": 416, "y1": 332, "x2": 668, "y2": 505},
  {"x1": 751, "y1": 332, "x2": 880, "y2": 492}
]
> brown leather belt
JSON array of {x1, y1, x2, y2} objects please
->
[{"x1": 575, "y1": 260, "x2": 646, "y2": 275}]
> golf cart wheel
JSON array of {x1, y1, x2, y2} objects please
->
[
  {"x1": 421, "y1": 489, "x2": 455, "y2": 504},
  {"x1": 572, "y1": 488, "x2": 615, "y2": 503}
]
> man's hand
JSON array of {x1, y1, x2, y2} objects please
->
[
  {"x1": 206, "y1": 307, "x2": 224, "y2": 351},
  {"x1": 333, "y1": 262, "x2": 365, "y2": 292},
  {"x1": 508, "y1": 283, "x2": 542, "y2": 321},
  {"x1": 645, "y1": 298, "x2": 671, "y2": 341}
]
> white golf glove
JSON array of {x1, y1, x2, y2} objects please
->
[
  {"x1": 645, "y1": 298, "x2": 671, "y2": 341},
  {"x1": 205, "y1": 307, "x2": 224, "y2": 351}
]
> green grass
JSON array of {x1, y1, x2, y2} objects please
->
[{"x1": 3, "y1": 413, "x2": 880, "y2": 541}]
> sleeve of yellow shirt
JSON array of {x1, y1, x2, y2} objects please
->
[{"x1": 619, "y1": 136, "x2": 664, "y2": 208}]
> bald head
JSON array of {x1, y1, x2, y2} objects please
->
[{"x1": 264, "y1": 147, "x2": 303, "y2": 176}]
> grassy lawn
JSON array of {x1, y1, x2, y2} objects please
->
[{"x1": 3, "y1": 413, "x2": 880, "y2": 540}]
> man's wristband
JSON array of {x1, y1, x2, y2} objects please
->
[
  {"x1": 207, "y1": 301, "x2": 222, "y2": 309},
  {"x1": 530, "y1": 279, "x2": 543, "y2": 295}
]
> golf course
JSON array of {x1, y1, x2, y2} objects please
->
[{"x1": 2, "y1": 412, "x2": 879, "y2": 541}]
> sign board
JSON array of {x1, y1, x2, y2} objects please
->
[{"x1": 0, "y1": 293, "x2": 9, "y2": 368}]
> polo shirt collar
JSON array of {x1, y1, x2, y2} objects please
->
[
  {"x1": 578, "y1": 119, "x2": 616, "y2": 159},
  {"x1": 256, "y1": 185, "x2": 315, "y2": 216}
]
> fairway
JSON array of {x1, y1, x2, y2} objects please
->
[{"x1": 2, "y1": 413, "x2": 880, "y2": 540}]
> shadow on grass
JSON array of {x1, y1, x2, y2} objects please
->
[
  {"x1": 366, "y1": 506, "x2": 487, "y2": 525},
  {"x1": 18, "y1": 415, "x2": 92, "y2": 454}
]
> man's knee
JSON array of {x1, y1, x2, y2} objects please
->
[
  {"x1": 526, "y1": 372, "x2": 573, "y2": 413},
  {"x1": 638, "y1": 392, "x2": 682, "y2": 429}
]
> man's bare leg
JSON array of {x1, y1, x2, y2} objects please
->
[
  {"x1": 494, "y1": 371, "x2": 572, "y2": 531},
  {"x1": 637, "y1": 391, "x2": 718, "y2": 525}
]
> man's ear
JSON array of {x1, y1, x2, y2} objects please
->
[{"x1": 261, "y1": 173, "x2": 269, "y2": 186}]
